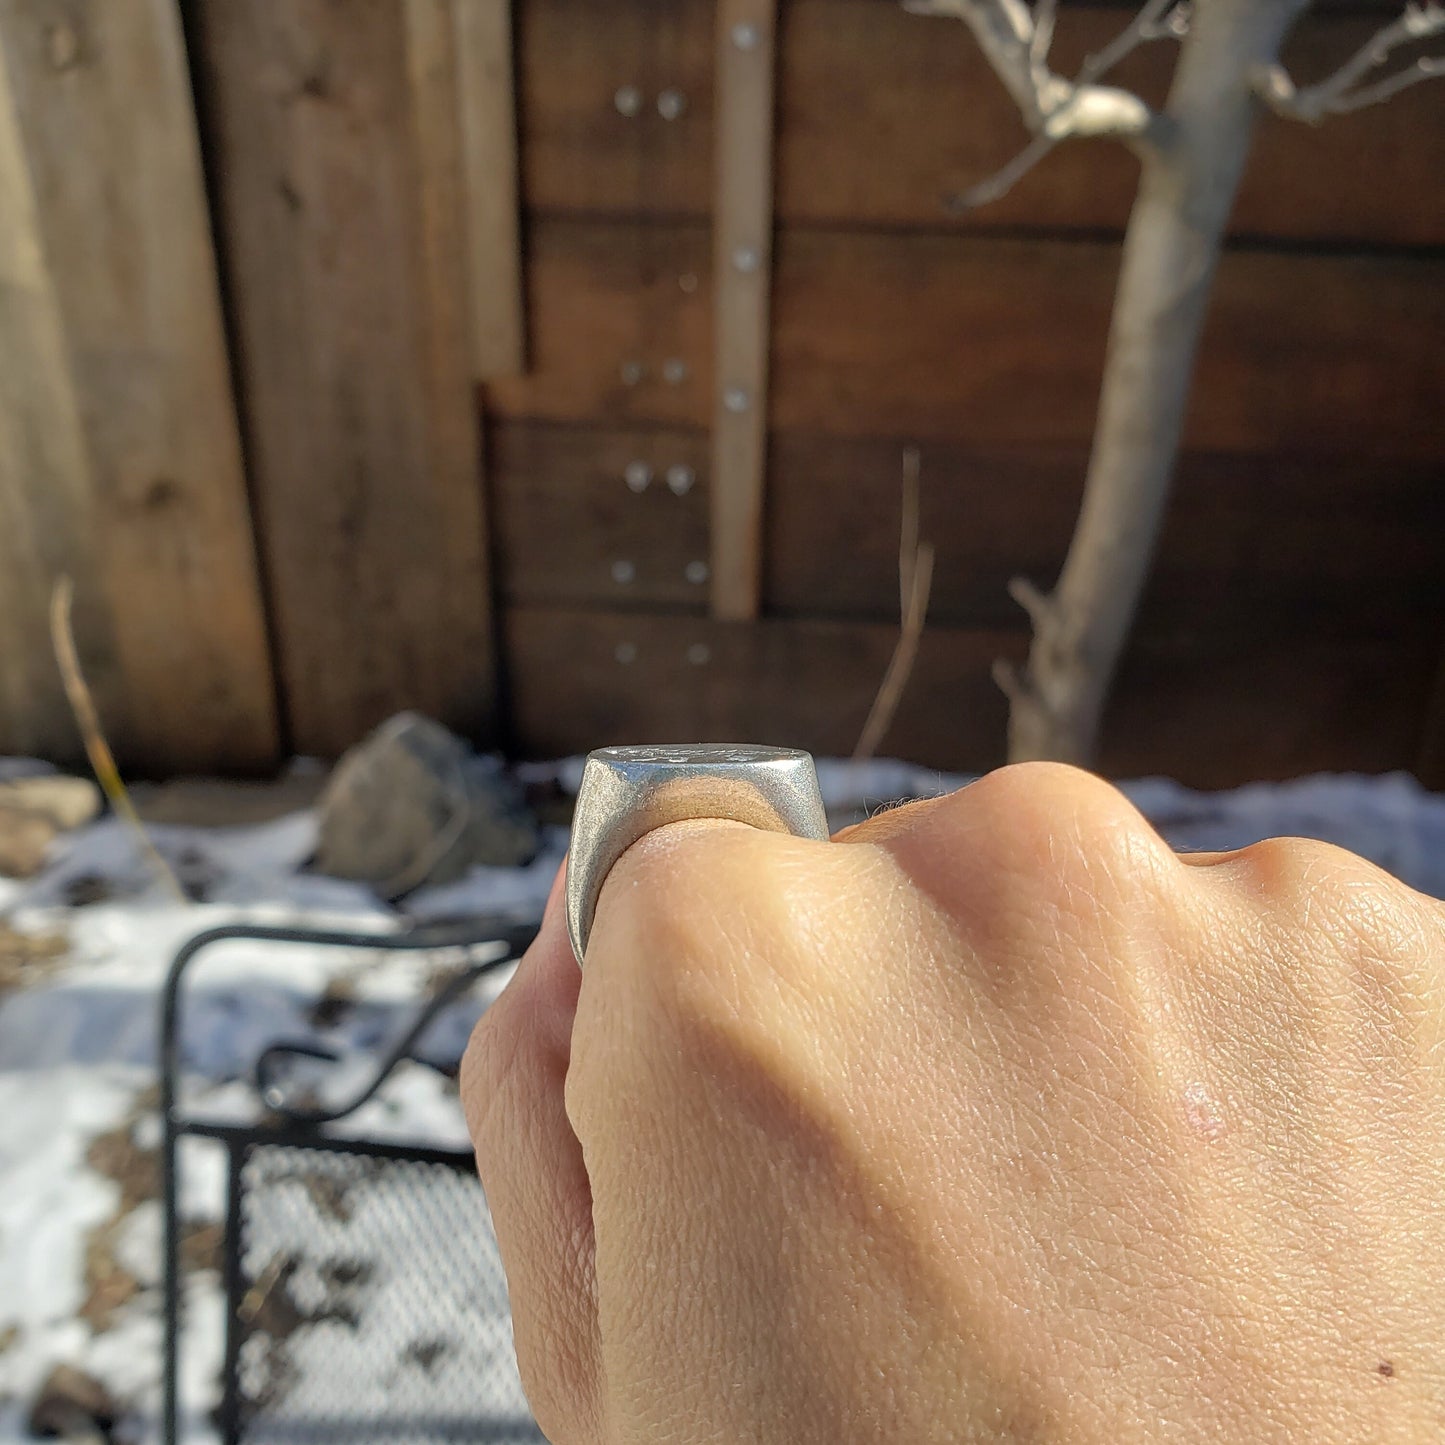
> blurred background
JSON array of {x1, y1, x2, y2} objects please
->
[{"x1": 1, "y1": 0, "x2": 1440, "y2": 788}]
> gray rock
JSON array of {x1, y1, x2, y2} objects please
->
[
  {"x1": 314, "y1": 714, "x2": 538, "y2": 899},
  {"x1": 0, "y1": 775, "x2": 101, "y2": 831}
]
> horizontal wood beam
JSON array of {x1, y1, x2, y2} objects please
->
[
  {"x1": 518, "y1": 0, "x2": 1445, "y2": 245},
  {"x1": 505, "y1": 607, "x2": 1440, "y2": 787},
  {"x1": 490, "y1": 422, "x2": 1445, "y2": 638},
  {"x1": 487, "y1": 221, "x2": 1444, "y2": 455}
]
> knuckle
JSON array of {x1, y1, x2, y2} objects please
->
[
  {"x1": 936, "y1": 761, "x2": 1179, "y2": 906},
  {"x1": 1224, "y1": 834, "x2": 1434, "y2": 964}
]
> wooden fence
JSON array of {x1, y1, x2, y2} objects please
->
[{"x1": 1, "y1": 0, "x2": 1441, "y2": 786}]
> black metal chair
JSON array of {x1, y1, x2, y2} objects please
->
[{"x1": 160, "y1": 917, "x2": 544, "y2": 1444}]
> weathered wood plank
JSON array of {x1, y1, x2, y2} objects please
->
[
  {"x1": 764, "y1": 436, "x2": 1445, "y2": 637},
  {"x1": 507, "y1": 606, "x2": 1017, "y2": 767},
  {"x1": 490, "y1": 423, "x2": 1445, "y2": 638},
  {"x1": 193, "y1": 0, "x2": 495, "y2": 757},
  {"x1": 505, "y1": 606, "x2": 1438, "y2": 787},
  {"x1": 487, "y1": 222, "x2": 1444, "y2": 455},
  {"x1": 491, "y1": 423, "x2": 710, "y2": 608},
  {"x1": 453, "y1": 0, "x2": 525, "y2": 377},
  {"x1": 710, "y1": 0, "x2": 778, "y2": 620},
  {"x1": 0, "y1": 0, "x2": 277, "y2": 772},
  {"x1": 487, "y1": 222, "x2": 712, "y2": 426},
  {"x1": 519, "y1": 0, "x2": 1445, "y2": 245}
]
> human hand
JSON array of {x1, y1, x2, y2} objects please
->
[{"x1": 462, "y1": 763, "x2": 1445, "y2": 1443}]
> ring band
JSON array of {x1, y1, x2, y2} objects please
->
[{"x1": 565, "y1": 744, "x2": 829, "y2": 965}]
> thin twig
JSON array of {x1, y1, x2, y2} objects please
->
[
  {"x1": 1078, "y1": 0, "x2": 1187, "y2": 86},
  {"x1": 855, "y1": 548, "x2": 935, "y2": 764},
  {"x1": 919, "y1": 0, "x2": 1180, "y2": 211},
  {"x1": 854, "y1": 451, "x2": 935, "y2": 763},
  {"x1": 947, "y1": 131, "x2": 1058, "y2": 209},
  {"x1": 1030, "y1": 0, "x2": 1058, "y2": 83},
  {"x1": 1329, "y1": 52, "x2": 1444, "y2": 111},
  {"x1": 1255, "y1": 1, "x2": 1444, "y2": 120},
  {"x1": 50, "y1": 578, "x2": 186, "y2": 902},
  {"x1": 899, "y1": 446, "x2": 922, "y2": 615}
]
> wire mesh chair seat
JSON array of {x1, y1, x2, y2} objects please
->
[{"x1": 160, "y1": 917, "x2": 544, "y2": 1445}]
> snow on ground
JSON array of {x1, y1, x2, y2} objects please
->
[{"x1": 1, "y1": 758, "x2": 1442, "y2": 1442}]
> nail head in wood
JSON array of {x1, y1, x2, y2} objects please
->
[
  {"x1": 657, "y1": 89, "x2": 687, "y2": 120},
  {"x1": 614, "y1": 85, "x2": 643, "y2": 117},
  {"x1": 731, "y1": 22, "x2": 761, "y2": 51},
  {"x1": 611, "y1": 560, "x2": 636, "y2": 585},
  {"x1": 624, "y1": 461, "x2": 652, "y2": 493},
  {"x1": 666, "y1": 464, "x2": 696, "y2": 495}
]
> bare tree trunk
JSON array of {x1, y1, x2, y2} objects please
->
[{"x1": 1004, "y1": 0, "x2": 1309, "y2": 765}]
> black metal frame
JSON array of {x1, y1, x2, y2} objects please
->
[{"x1": 160, "y1": 917, "x2": 539, "y2": 1445}]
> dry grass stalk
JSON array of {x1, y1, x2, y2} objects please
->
[
  {"x1": 49, "y1": 578, "x2": 186, "y2": 902},
  {"x1": 854, "y1": 448, "x2": 935, "y2": 764}
]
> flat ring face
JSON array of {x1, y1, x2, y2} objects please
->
[{"x1": 565, "y1": 744, "x2": 828, "y2": 965}]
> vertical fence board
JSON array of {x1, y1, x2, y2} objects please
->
[
  {"x1": 194, "y1": 0, "x2": 496, "y2": 757},
  {"x1": 453, "y1": 0, "x2": 524, "y2": 378},
  {"x1": 709, "y1": 0, "x2": 778, "y2": 621},
  {"x1": 0, "y1": 0, "x2": 278, "y2": 772}
]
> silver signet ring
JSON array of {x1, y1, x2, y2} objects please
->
[{"x1": 565, "y1": 744, "x2": 829, "y2": 966}]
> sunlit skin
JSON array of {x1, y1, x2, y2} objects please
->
[{"x1": 462, "y1": 763, "x2": 1445, "y2": 1443}]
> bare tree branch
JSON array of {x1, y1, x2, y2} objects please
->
[
  {"x1": 1006, "y1": 575, "x2": 1054, "y2": 633},
  {"x1": 947, "y1": 131, "x2": 1059, "y2": 209},
  {"x1": 855, "y1": 451, "x2": 935, "y2": 764},
  {"x1": 1255, "y1": 1, "x2": 1444, "y2": 122},
  {"x1": 1078, "y1": 0, "x2": 1190, "y2": 87},
  {"x1": 50, "y1": 578, "x2": 186, "y2": 903},
  {"x1": 1029, "y1": 0, "x2": 1058, "y2": 79},
  {"x1": 912, "y1": 0, "x2": 1186, "y2": 209}
]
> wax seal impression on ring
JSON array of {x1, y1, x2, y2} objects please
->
[{"x1": 565, "y1": 744, "x2": 829, "y2": 966}]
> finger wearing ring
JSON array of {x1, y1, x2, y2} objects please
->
[{"x1": 565, "y1": 744, "x2": 829, "y2": 966}]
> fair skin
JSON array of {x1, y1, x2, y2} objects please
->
[{"x1": 462, "y1": 763, "x2": 1445, "y2": 1443}]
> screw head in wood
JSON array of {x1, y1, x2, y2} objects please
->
[
  {"x1": 611, "y1": 559, "x2": 636, "y2": 585},
  {"x1": 615, "y1": 641, "x2": 638, "y2": 665},
  {"x1": 662, "y1": 358, "x2": 689, "y2": 385},
  {"x1": 731, "y1": 22, "x2": 761, "y2": 50},
  {"x1": 731, "y1": 245, "x2": 761, "y2": 275},
  {"x1": 685, "y1": 561, "x2": 710, "y2": 585},
  {"x1": 657, "y1": 88, "x2": 687, "y2": 120},
  {"x1": 723, "y1": 386, "x2": 750, "y2": 414},
  {"x1": 614, "y1": 85, "x2": 643, "y2": 117},
  {"x1": 620, "y1": 360, "x2": 645, "y2": 386},
  {"x1": 686, "y1": 642, "x2": 712, "y2": 666},
  {"x1": 624, "y1": 461, "x2": 652, "y2": 492},
  {"x1": 666, "y1": 464, "x2": 696, "y2": 495}
]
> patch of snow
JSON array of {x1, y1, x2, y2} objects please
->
[
  {"x1": 0, "y1": 1067, "x2": 144, "y2": 1411},
  {"x1": 1, "y1": 756, "x2": 1442, "y2": 1441}
]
